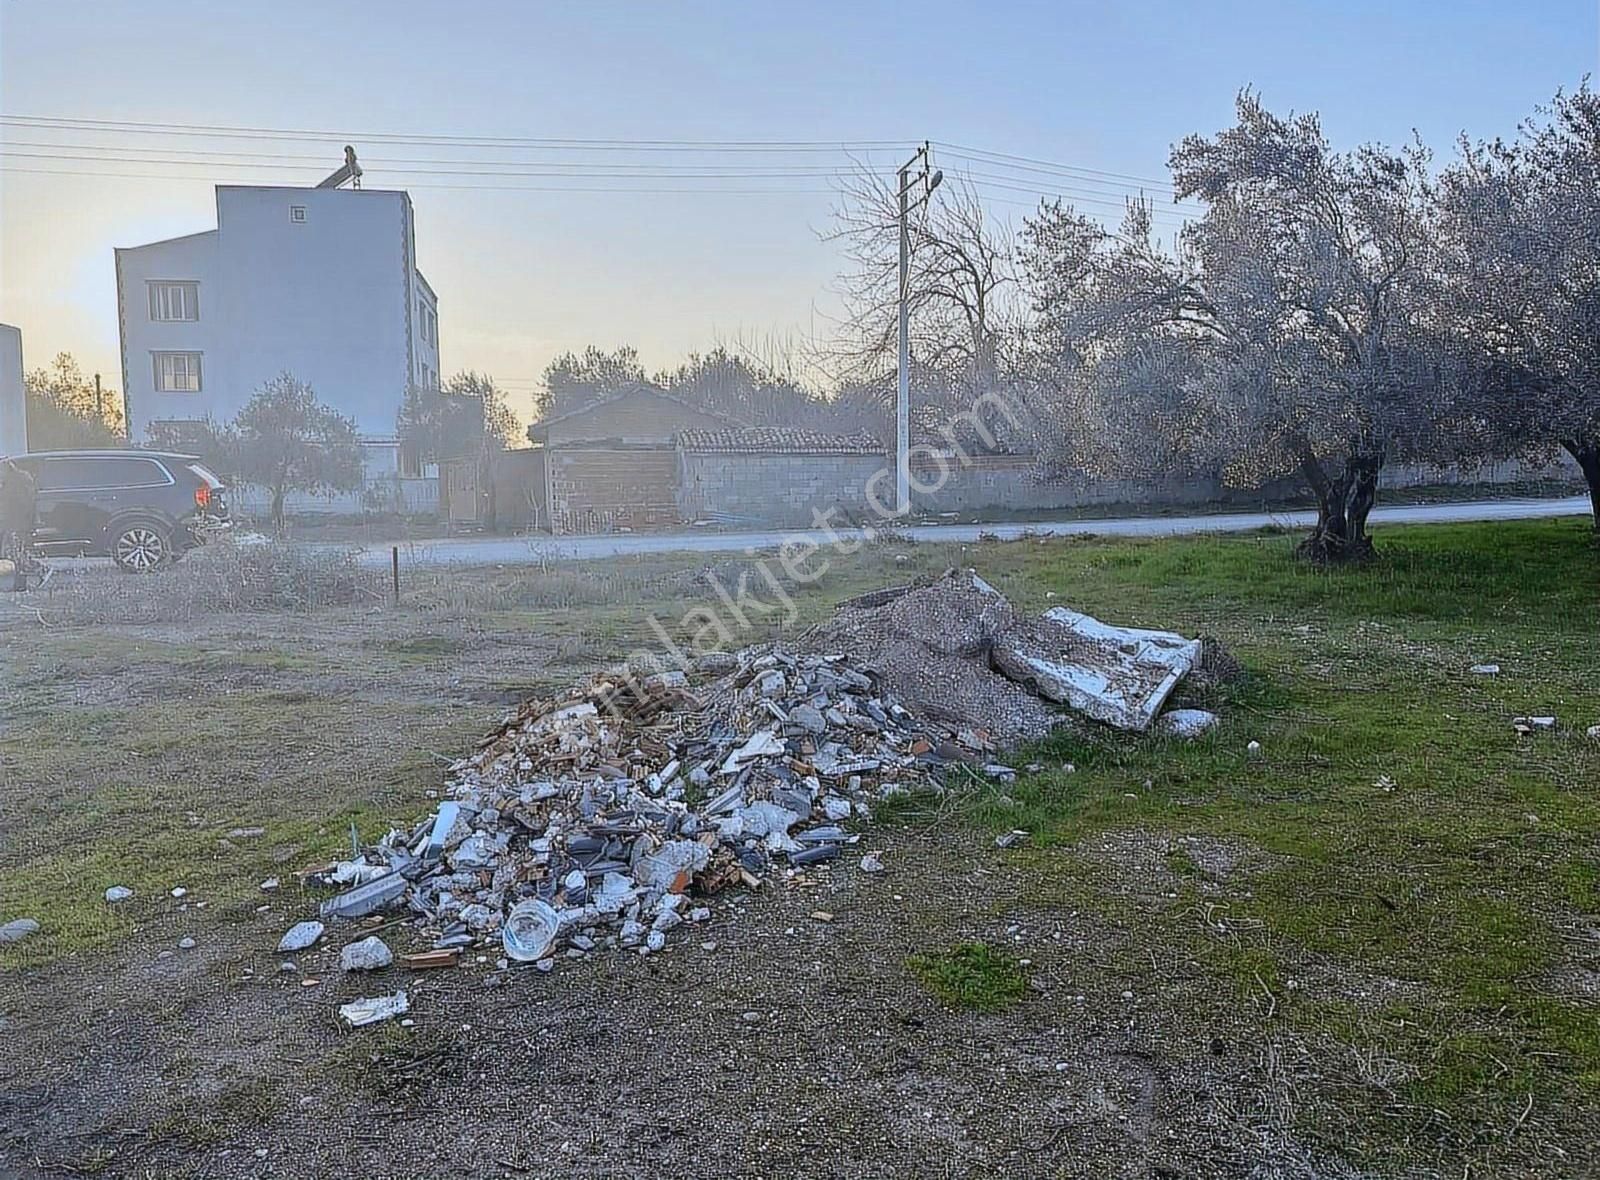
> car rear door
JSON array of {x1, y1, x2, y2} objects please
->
[
  {"x1": 28, "y1": 456, "x2": 174, "y2": 553},
  {"x1": 17, "y1": 457, "x2": 90, "y2": 550}
]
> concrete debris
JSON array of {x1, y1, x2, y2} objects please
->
[
  {"x1": 288, "y1": 570, "x2": 1220, "y2": 972},
  {"x1": 1587, "y1": 724, "x2": 1600, "y2": 741},
  {"x1": 1469, "y1": 664, "x2": 1501, "y2": 676},
  {"x1": 1155, "y1": 708, "x2": 1220, "y2": 739},
  {"x1": 993, "y1": 608, "x2": 1201, "y2": 732},
  {"x1": 277, "y1": 920, "x2": 325, "y2": 953},
  {"x1": 995, "y1": 830, "x2": 1029, "y2": 849},
  {"x1": 291, "y1": 638, "x2": 997, "y2": 970},
  {"x1": 339, "y1": 935, "x2": 393, "y2": 972},
  {"x1": 178, "y1": 937, "x2": 197, "y2": 950},
  {"x1": 0, "y1": 918, "x2": 40, "y2": 944},
  {"x1": 319, "y1": 871, "x2": 406, "y2": 919},
  {"x1": 806, "y1": 568, "x2": 1212, "y2": 738},
  {"x1": 1514, "y1": 716, "x2": 1557, "y2": 734},
  {"x1": 338, "y1": 990, "x2": 409, "y2": 1028},
  {"x1": 104, "y1": 885, "x2": 134, "y2": 904}
]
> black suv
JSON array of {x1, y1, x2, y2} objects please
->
[{"x1": 4, "y1": 450, "x2": 229, "y2": 571}]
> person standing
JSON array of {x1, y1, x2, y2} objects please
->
[{"x1": 0, "y1": 458, "x2": 38, "y2": 590}]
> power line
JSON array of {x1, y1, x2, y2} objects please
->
[
  {"x1": 0, "y1": 146, "x2": 1197, "y2": 217},
  {"x1": 0, "y1": 139, "x2": 1196, "y2": 193},
  {"x1": 0, "y1": 165, "x2": 841, "y2": 196},
  {"x1": 0, "y1": 114, "x2": 909, "y2": 153},
  {"x1": 0, "y1": 164, "x2": 1192, "y2": 224},
  {"x1": 934, "y1": 140, "x2": 1176, "y2": 190},
  {"x1": 0, "y1": 116, "x2": 1197, "y2": 204}
]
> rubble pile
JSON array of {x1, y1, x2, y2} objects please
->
[
  {"x1": 296, "y1": 569, "x2": 1221, "y2": 973},
  {"x1": 307, "y1": 642, "x2": 1008, "y2": 970}
]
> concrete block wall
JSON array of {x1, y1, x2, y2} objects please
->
[
  {"x1": 909, "y1": 454, "x2": 1216, "y2": 514},
  {"x1": 679, "y1": 451, "x2": 887, "y2": 526},
  {"x1": 230, "y1": 476, "x2": 439, "y2": 519}
]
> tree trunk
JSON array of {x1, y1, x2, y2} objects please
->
[
  {"x1": 270, "y1": 487, "x2": 286, "y2": 538},
  {"x1": 1561, "y1": 438, "x2": 1600, "y2": 530},
  {"x1": 1294, "y1": 449, "x2": 1382, "y2": 564}
]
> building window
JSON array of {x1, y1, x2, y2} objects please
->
[
  {"x1": 152, "y1": 351, "x2": 203, "y2": 392},
  {"x1": 419, "y1": 302, "x2": 436, "y2": 345},
  {"x1": 148, "y1": 281, "x2": 199, "y2": 321},
  {"x1": 290, "y1": 205, "x2": 307, "y2": 223}
]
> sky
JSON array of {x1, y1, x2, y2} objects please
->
[{"x1": 1, "y1": 0, "x2": 1596, "y2": 421}]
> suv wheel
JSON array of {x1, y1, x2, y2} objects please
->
[{"x1": 113, "y1": 524, "x2": 172, "y2": 572}]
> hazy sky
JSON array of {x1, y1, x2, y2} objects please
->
[{"x1": 2, "y1": 0, "x2": 1595, "y2": 420}]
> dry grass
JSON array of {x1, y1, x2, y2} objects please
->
[{"x1": 21, "y1": 539, "x2": 386, "y2": 624}]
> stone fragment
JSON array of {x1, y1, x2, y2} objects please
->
[
  {"x1": 1156, "y1": 708, "x2": 1220, "y2": 739},
  {"x1": 340, "y1": 936, "x2": 393, "y2": 972},
  {"x1": 0, "y1": 919, "x2": 40, "y2": 944},
  {"x1": 277, "y1": 920, "x2": 324, "y2": 953}
]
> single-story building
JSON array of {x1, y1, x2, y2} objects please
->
[{"x1": 527, "y1": 385, "x2": 745, "y2": 534}]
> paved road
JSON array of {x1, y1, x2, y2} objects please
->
[{"x1": 356, "y1": 495, "x2": 1592, "y2": 568}]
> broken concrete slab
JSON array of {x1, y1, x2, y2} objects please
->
[
  {"x1": 992, "y1": 607, "x2": 1202, "y2": 732},
  {"x1": 319, "y1": 872, "x2": 406, "y2": 920}
]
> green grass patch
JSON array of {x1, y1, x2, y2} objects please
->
[{"x1": 907, "y1": 941, "x2": 1029, "y2": 1013}]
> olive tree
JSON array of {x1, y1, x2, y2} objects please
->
[
  {"x1": 1432, "y1": 84, "x2": 1600, "y2": 527},
  {"x1": 1022, "y1": 95, "x2": 1451, "y2": 561},
  {"x1": 233, "y1": 374, "x2": 364, "y2": 535}
]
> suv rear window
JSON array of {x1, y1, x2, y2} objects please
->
[{"x1": 35, "y1": 456, "x2": 171, "y2": 491}]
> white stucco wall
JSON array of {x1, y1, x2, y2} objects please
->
[
  {"x1": 118, "y1": 185, "x2": 431, "y2": 445},
  {"x1": 0, "y1": 323, "x2": 25, "y2": 455},
  {"x1": 116, "y1": 230, "x2": 219, "y2": 439}
]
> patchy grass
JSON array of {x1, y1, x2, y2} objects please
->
[
  {"x1": 1, "y1": 516, "x2": 1596, "y2": 1175},
  {"x1": 908, "y1": 942, "x2": 1029, "y2": 1012},
  {"x1": 950, "y1": 517, "x2": 1600, "y2": 1169}
]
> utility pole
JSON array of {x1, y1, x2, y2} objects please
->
[
  {"x1": 94, "y1": 373, "x2": 103, "y2": 423},
  {"x1": 896, "y1": 143, "x2": 942, "y2": 517}
]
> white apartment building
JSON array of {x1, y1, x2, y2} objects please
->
[{"x1": 115, "y1": 182, "x2": 440, "y2": 477}]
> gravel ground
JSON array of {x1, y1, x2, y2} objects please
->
[{"x1": 0, "y1": 822, "x2": 1355, "y2": 1180}]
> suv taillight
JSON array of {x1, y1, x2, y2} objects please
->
[{"x1": 195, "y1": 484, "x2": 212, "y2": 510}]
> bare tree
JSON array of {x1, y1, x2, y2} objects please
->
[
  {"x1": 1021, "y1": 94, "x2": 1451, "y2": 561},
  {"x1": 825, "y1": 166, "x2": 1030, "y2": 447},
  {"x1": 1432, "y1": 84, "x2": 1600, "y2": 527}
]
